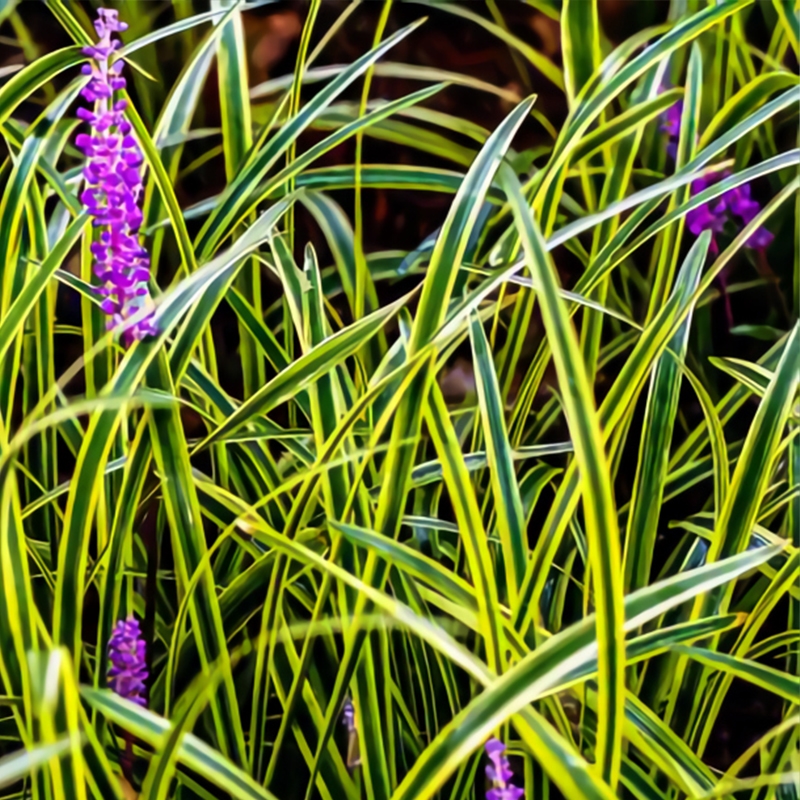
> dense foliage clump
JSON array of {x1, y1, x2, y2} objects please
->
[{"x1": 0, "y1": 2, "x2": 796, "y2": 799}]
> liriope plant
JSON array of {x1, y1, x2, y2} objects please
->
[{"x1": 0, "y1": 1, "x2": 797, "y2": 799}]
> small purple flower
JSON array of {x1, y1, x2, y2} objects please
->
[
  {"x1": 107, "y1": 617, "x2": 148, "y2": 706},
  {"x1": 485, "y1": 738, "x2": 523, "y2": 800},
  {"x1": 686, "y1": 172, "x2": 773, "y2": 254},
  {"x1": 77, "y1": 9, "x2": 155, "y2": 346},
  {"x1": 720, "y1": 182, "x2": 774, "y2": 249},
  {"x1": 686, "y1": 175, "x2": 727, "y2": 254},
  {"x1": 659, "y1": 92, "x2": 773, "y2": 254}
]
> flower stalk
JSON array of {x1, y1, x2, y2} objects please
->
[
  {"x1": 484, "y1": 738, "x2": 523, "y2": 800},
  {"x1": 107, "y1": 616, "x2": 148, "y2": 706}
]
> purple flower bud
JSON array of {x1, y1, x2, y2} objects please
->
[
  {"x1": 77, "y1": 8, "x2": 156, "y2": 346},
  {"x1": 79, "y1": 187, "x2": 97, "y2": 205},
  {"x1": 342, "y1": 698, "x2": 355, "y2": 732},
  {"x1": 484, "y1": 738, "x2": 523, "y2": 800},
  {"x1": 93, "y1": 112, "x2": 114, "y2": 131},
  {"x1": 746, "y1": 226, "x2": 774, "y2": 249},
  {"x1": 722, "y1": 183, "x2": 760, "y2": 224},
  {"x1": 686, "y1": 195, "x2": 726, "y2": 255},
  {"x1": 120, "y1": 167, "x2": 141, "y2": 189},
  {"x1": 89, "y1": 79, "x2": 112, "y2": 98}
]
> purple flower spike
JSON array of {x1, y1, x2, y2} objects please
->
[
  {"x1": 484, "y1": 738, "x2": 523, "y2": 800},
  {"x1": 78, "y1": 9, "x2": 155, "y2": 346},
  {"x1": 107, "y1": 617, "x2": 148, "y2": 706},
  {"x1": 658, "y1": 89, "x2": 773, "y2": 253}
]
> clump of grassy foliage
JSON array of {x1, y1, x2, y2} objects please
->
[{"x1": 0, "y1": 1, "x2": 797, "y2": 799}]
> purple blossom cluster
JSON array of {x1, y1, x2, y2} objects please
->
[
  {"x1": 107, "y1": 617, "x2": 148, "y2": 706},
  {"x1": 660, "y1": 98, "x2": 772, "y2": 255},
  {"x1": 686, "y1": 172, "x2": 774, "y2": 255},
  {"x1": 485, "y1": 738, "x2": 523, "y2": 800},
  {"x1": 77, "y1": 8, "x2": 155, "y2": 345}
]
